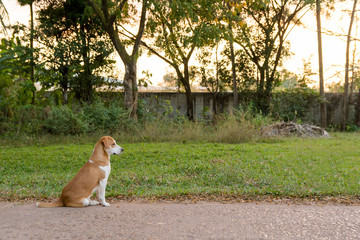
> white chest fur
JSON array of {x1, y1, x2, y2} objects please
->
[{"x1": 99, "y1": 164, "x2": 111, "y2": 180}]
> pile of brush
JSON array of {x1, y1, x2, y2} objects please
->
[{"x1": 261, "y1": 122, "x2": 330, "y2": 138}]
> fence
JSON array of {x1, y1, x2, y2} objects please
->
[{"x1": 139, "y1": 92, "x2": 360, "y2": 127}]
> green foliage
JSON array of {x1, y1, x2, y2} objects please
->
[
  {"x1": 129, "y1": 107, "x2": 266, "y2": 143},
  {"x1": 0, "y1": 31, "x2": 41, "y2": 134},
  {"x1": 228, "y1": 0, "x2": 313, "y2": 113},
  {"x1": 0, "y1": 105, "x2": 46, "y2": 135},
  {"x1": 42, "y1": 103, "x2": 139, "y2": 135},
  {"x1": 36, "y1": 0, "x2": 116, "y2": 103},
  {"x1": 271, "y1": 88, "x2": 321, "y2": 122},
  {"x1": 44, "y1": 106, "x2": 88, "y2": 135},
  {"x1": 279, "y1": 59, "x2": 316, "y2": 90},
  {"x1": 218, "y1": 48, "x2": 258, "y2": 91},
  {"x1": 82, "y1": 101, "x2": 134, "y2": 133},
  {"x1": 0, "y1": 25, "x2": 33, "y2": 72},
  {"x1": 0, "y1": 88, "x2": 326, "y2": 137},
  {"x1": 236, "y1": 102, "x2": 274, "y2": 128}
]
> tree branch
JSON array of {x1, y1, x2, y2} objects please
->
[
  {"x1": 109, "y1": 0, "x2": 127, "y2": 26},
  {"x1": 132, "y1": 0, "x2": 148, "y2": 58}
]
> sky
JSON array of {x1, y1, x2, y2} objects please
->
[{"x1": 3, "y1": 0, "x2": 359, "y2": 90}]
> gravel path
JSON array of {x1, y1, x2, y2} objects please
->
[{"x1": 0, "y1": 201, "x2": 359, "y2": 240}]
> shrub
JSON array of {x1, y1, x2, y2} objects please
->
[
  {"x1": 44, "y1": 106, "x2": 87, "y2": 135},
  {"x1": 82, "y1": 101, "x2": 136, "y2": 133},
  {"x1": 15, "y1": 105, "x2": 48, "y2": 134},
  {"x1": 0, "y1": 105, "x2": 47, "y2": 135},
  {"x1": 270, "y1": 88, "x2": 321, "y2": 123}
]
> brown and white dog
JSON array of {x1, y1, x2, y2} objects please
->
[{"x1": 37, "y1": 136, "x2": 124, "y2": 208}]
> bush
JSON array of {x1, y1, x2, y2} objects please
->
[
  {"x1": 0, "y1": 105, "x2": 47, "y2": 135},
  {"x1": 270, "y1": 88, "x2": 321, "y2": 123},
  {"x1": 44, "y1": 106, "x2": 87, "y2": 135},
  {"x1": 82, "y1": 101, "x2": 136, "y2": 133}
]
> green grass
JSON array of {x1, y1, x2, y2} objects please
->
[{"x1": 1, "y1": 132, "x2": 360, "y2": 201}]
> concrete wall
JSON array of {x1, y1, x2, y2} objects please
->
[{"x1": 139, "y1": 92, "x2": 360, "y2": 126}]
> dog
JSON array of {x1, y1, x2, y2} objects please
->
[{"x1": 37, "y1": 136, "x2": 124, "y2": 208}]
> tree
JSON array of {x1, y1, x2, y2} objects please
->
[
  {"x1": 342, "y1": 0, "x2": 358, "y2": 130},
  {"x1": 141, "y1": 0, "x2": 219, "y2": 120},
  {"x1": 316, "y1": 0, "x2": 327, "y2": 128},
  {"x1": 37, "y1": 0, "x2": 80, "y2": 104},
  {"x1": 0, "y1": 0, "x2": 10, "y2": 35},
  {"x1": 222, "y1": 0, "x2": 243, "y2": 109},
  {"x1": 0, "y1": 27, "x2": 36, "y2": 109},
  {"x1": 37, "y1": 0, "x2": 115, "y2": 104},
  {"x1": 18, "y1": 0, "x2": 36, "y2": 105},
  {"x1": 86, "y1": 0, "x2": 148, "y2": 119},
  {"x1": 197, "y1": 44, "x2": 225, "y2": 118},
  {"x1": 230, "y1": 0, "x2": 313, "y2": 113}
]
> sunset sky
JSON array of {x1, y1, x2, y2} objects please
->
[{"x1": 3, "y1": 0, "x2": 358, "y2": 89}]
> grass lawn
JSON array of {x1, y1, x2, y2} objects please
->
[{"x1": 1, "y1": 132, "x2": 360, "y2": 201}]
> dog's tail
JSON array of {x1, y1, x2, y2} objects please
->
[{"x1": 36, "y1": 198, "x2": 64, "y2": 208}]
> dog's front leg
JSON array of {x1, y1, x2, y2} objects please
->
[{"x1": 97, "y1": 179, "x2": 110, "y2": 207}]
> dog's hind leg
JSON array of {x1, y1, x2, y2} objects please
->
[{"x1": 88, "y1": 187, "x2": 100, "y2": 206}]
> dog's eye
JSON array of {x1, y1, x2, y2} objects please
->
[{"x1": 112, "y1": 143, "x2": 115, "y2": 146}]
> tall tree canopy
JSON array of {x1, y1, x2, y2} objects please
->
[
  {"x1": 86, "y1": 0, "x2": 148, "y2": 119},
  {"x1": 229, "y1": 0, "x2": 313, "y2": 113},
  {"x1": 37, "y1": 0, "x2": 115, "y2": 104},
  {"x1": 141, "y1": 0, "x2": 220, "y2": 120}
]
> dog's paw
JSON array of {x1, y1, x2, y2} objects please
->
[
  {"x1": 102, "y1": 202, "x2": 110, "y2": 207},
  {"x1": 89, "y1": 200, "x2": 100, "y2": 206}
]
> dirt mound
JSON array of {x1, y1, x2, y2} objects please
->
[{"x1": 261, "y1": 122, "x2": 330, "y2": 138}]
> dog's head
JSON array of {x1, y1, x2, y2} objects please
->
[{"x1": 101, "y1": 136, "x2": 124, "y2": 155}]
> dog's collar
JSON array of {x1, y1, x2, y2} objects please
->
[{"x1": 88, "y1": 159, "x2": 94, "y2": 163}]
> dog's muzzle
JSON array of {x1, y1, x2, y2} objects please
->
[{"x1": 113, "y1": 148, "x2": 124, "y2": 155}]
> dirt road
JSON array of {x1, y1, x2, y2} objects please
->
[{"x1": 0, "y1": 201, "x2": 359, "y2": 239}]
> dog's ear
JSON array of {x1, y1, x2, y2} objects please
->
[{"x1": 101, "y1": 137, "x2": 109, "y2": 149}]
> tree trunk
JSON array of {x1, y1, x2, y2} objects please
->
[
  {"x1": 185, "y1": 59, "x2": 195, "y2": 120},
  {"x1": 213, "y1": 44, "x2": 219, "y2": 119},
  {"x1": 256, "y1": 68, "x2": 270, "y2": 113},
  {"x1": 60, "y1": 66, "x2": 69, "y2": 105},
  {"x1": 229, "y1": 30, "x2": 238, "y2": 109},
  {"x1": 174, "y1": 64, "x2": 193, "y2": 120},
  {"x1": 356, "y1": 88, "x2": 360, "y2": 127},
  {"x1": 86, "y1": 0, "x2": 148, "y2": 120},
  {"x1": 80, "y1": 25, "x2": 93, "y2": 103},
  {"x1": 342, "y1": 0, "x2": 357, "y2": 130},
  {"x1": 124, "y1": 63, "x2": 138, "y2": 119},
  {"x1": 106, "y1": 26, "x2": 138, "y2": 117},
  {"x1": 316, "y1": 0, "x2": 327, "y2": 128},
  {"x1": 183, "y1": 82, "x2": 194, "y2": 121},
  {"x1": 63, "y1": 89, "x2": 68, "y2": 105},
  {"x1": 212, "y1": 93, "x2": 218, "y2": 118},
  {"x1": 30, "y1": 2, "x2": 35, "y2": 105},
  {"x1": 349, "y1": 43, "x2": 357, "y2": 105}
]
